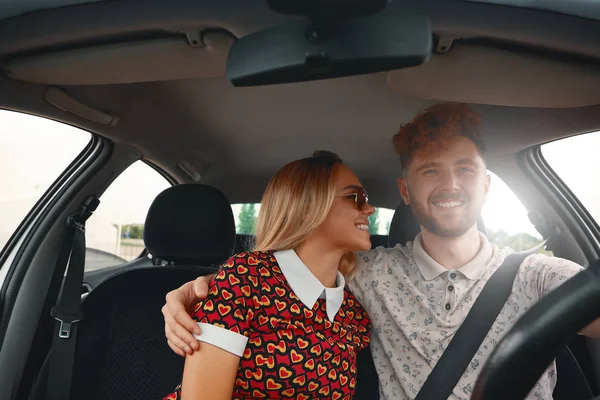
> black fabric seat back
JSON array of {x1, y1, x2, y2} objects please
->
[
  {"x1": 144, "y1": 184, "x2": 236, "y2": 264},
  {"x1": 31, "y1": 184, "x2": 237, "y2": 400},
  {"x1": 78, "y1": 268, "x2": 215, "y2": 399},
  {"x1": 354, "y1": 347, "x2": 381, "y2": 400},
  {"x1": 369, "y1": 234, "x2": 388, "y2": 249},
  {"x1": 235, "y1": 234, "x2": 255, "y2": 254}
]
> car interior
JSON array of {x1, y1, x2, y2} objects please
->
[{"x1": 1, "y1": 0, "x2": 600, "y2": 399}]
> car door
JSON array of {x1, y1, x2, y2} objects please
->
[
  {"x1": 0, "y1": 110, "x2": 102, "y2": 399},
  {"x1": 539, "y1": 131, "x2": 600, "y2": 394},
  {"x1": 0, "y1": 108, "x2": 170, "y2": 399}
]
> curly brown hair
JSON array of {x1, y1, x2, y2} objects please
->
[{"x1": 393, "y1": 103, "x2": 485, "y2": 175}]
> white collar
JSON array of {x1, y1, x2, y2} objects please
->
[
  {"x1": 413, "y1": 232, "x2": 493, "y2": 281},
  {"x1": 273, "y1": 249, "x2": 345, "y2": 322}
]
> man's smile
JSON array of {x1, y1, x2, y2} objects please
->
[{"x1": 431, "y1": 200, "x2": 466, "y2": 209}]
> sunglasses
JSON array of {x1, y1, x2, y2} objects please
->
[{"x1": 339, "y1": 186, "x2": 369, "y2": 211}]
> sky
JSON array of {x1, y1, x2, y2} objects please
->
[
  {"x1": 542, "y1": 133, "x2": 600, "y2": 224},
  {"x1": 1, "y1": 109, "x2": 599, "y2": 252}
]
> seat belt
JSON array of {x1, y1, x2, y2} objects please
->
[
  {"x1": 46, "y1": 196, "x2": 99, "y2": 400},
  {"x1": 415, "y1": 241, "x2": 549, "y2": 400}
]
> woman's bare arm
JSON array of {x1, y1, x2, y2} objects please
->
[{"x1": 181, "y1": 342, "x2": 240, "y2": 400}]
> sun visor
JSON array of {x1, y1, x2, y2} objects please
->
[
  {"x1": 387, "y1": 44, "x2": 600, "y2": 108},
  {"x1": 2, "y1": 30, "x2": 234, "y2": 85}
]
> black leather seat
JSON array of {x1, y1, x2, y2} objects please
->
[
  {"x1": 356, "y1": 202, "x2": 594, "y2": 400},
  {"x1": 31, "y1": 184, "x2": 236, "y2": 400}
]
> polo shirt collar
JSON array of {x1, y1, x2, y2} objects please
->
[
  {"x1": 274, "y1": 249, "x2": 345, "y2": 322},
  {"x1": 413, "y1": 232, "x2": 493, "y2": 281}
]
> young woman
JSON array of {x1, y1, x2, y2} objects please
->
[{"x1": 163, "y1": 151, "x2": 373, "y2": 400}]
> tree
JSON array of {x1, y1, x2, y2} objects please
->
[
  {"x1": 369, "y1": 208, "x2": 380, "y2": 235},
  {"x1": 487, "y1": 229, "x2": 509, "y2": 247},
  {"x1": 487, "y1": 228, "x2": 552, "y2": 255},
  {"x1": 121, "y1": 223, "x2": 144, "y2": 239},
  {"x1": 238, "y1": 203, "x2": 257, "y2": 235}
]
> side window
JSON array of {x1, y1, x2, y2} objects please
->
[
  {"x1": 483, "y1": 171, "x2": 550, "y2": 253},
  {"x1": 0, "y1": 110, "x2": 91, "y2": 253},
  {"x1": 85, "y1": 161, "x2": 170, "y2": 271},
  {"x1": 541, "y1": 131, "x2": 600, "y2": 225}
]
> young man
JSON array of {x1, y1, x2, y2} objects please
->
[{"x1": 161, "y1": 103, "x2": 600, "y2": 399}]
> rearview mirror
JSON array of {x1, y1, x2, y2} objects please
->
[{"x1": 226, "y1": 14, "x2": 432, "y2": 87}]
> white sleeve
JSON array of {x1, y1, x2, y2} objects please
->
[{"x1": 194, "y1": 322, "x2": 249, "y2": 357}]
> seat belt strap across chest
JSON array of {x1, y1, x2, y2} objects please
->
[{"x1": 414, "y1": 246, "x2": 541, "y2": 400}]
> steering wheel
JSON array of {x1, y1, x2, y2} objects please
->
[{"x1": 472, "y1": 259, "x2": 600, "y2": 400}]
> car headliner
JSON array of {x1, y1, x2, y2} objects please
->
[
  {"x1": 2, "y1": 0, "x2": 600, "y2": 21},
  {"x1": 0, "y1": 0, "x2": 600, "y2": 208}
]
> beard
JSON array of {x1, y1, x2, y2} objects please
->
[{"x1": 409, "y1": 189, "x2": 482, "y2": 238}]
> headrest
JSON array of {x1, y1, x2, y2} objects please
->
[
  {"x1": 388, "y1": 202, "x2": 487, "y2": 248},
  {"x1": 144, "y1": 184, "x2": 236, "y2": 264}
]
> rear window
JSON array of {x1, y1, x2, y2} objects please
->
[{"x1": 231, "y1": 204, "x2": 394, "y2": 235}]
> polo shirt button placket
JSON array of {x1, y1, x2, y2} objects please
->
[{"x1": 445, "y1": 272, "x2": 458, "y2": 311}]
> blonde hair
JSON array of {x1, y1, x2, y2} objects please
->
[{"x1": 254, "y1": 151, "x2": 357, "y2": 277}]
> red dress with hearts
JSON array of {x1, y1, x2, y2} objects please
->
[{"x1": 163, "y1": 251, "x2": 371, "y2": 400}]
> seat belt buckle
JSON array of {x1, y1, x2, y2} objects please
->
[
  {"x1": 51, "y1": 308, "x2": 83, "y2": 339},
  {"x1": 56, "y1": 320, "x2": 79, "y2": 339}
]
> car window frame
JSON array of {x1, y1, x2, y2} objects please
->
[{"x1": 520, "y1": 144, "x2": 600, "y2": 261}]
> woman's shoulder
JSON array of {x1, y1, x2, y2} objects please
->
[
  {"x1": 228, "y1": 250, "x2": 275, "y2": 265},
  {"x1": 211, "y1": 251, "x2": 276, "y2": 299},
  {"x1": 218, "y1": 251, "x2": 277, "y2": 277}
]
